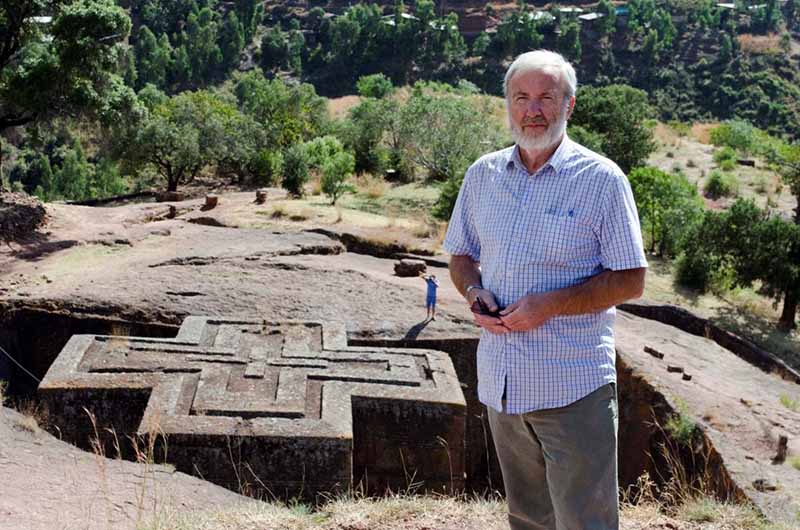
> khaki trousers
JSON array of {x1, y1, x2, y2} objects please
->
[{"x1": 487, "y1": 384, "x2": 619, "y2": 530}]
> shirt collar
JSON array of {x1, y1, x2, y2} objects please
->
[{"x1": 506, "y1": 135, "x2": 573, "y2": 175}]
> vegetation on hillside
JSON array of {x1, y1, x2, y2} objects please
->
[{"x1": 1, "y1": 0, "x2": 799, "y2": 329}]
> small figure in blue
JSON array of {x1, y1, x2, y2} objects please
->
[{"x1": 422, "y1": 273, "x2": 440, "y2": 320}]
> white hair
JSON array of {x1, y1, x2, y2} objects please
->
[{"x1": 503, "y1": 50, "x2": 577, "y2": 102}]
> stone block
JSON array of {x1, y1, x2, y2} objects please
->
[
  {"x1": 38, "y1": 317, "x2": 466, "y2": 501},
  {"x1": 394, "y1": 259, "x2": 426, "y2": 277}
]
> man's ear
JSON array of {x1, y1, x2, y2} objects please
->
[{"x1": 566, "y1": 96, "x2": 576, "y2": 120}]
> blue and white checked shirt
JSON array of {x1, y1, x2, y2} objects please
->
[{"x1": 443, "y1": 136, "x2": 648, "y2": 414}]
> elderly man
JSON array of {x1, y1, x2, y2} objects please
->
[{"x1": 443, "y1": 50, "x2": 647, "y2": 530}]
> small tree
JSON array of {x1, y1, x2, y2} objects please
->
[
  {"x1": 570, "y1": 85, "x2": 656, "y2": 174},
  {"x1": 321, "y1": 151, "x2": 356, "y2": 205},
  {"x1": 282, "y1": 144, "x2": 309, "y2": 197},
  {"x1": 628, "y1": 167, "x2": 703, "y2": 256}
]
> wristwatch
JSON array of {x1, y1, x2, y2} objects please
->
[{"x1": 465, "y1": 284, "x2": 483, "y2": 298}]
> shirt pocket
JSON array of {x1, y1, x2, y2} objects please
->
[{"x1": 515, "y1": 212, "x2": 598, "y2": 264}]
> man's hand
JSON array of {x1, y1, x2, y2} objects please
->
[
  {"x1": 499, "y1": 291, "x2": 560, "y2": 332},
  {"x1": 469, "y1": 289, "x2": 508, "y2": 334}
]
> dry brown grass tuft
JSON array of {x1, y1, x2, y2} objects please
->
[{"x1": 355, "y1": 173, "x2": 390, "y2": 199}]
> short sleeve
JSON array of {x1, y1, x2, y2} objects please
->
[
  {"x1": 442, "y1": 166, "x2": 481, "y2": 262},
  {"x1": 597, "y1": 172, "x2": 648, "y2": 271}
]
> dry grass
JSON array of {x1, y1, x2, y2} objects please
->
[
  {"x1": 354, "y1": 173, "x2": 390, "y2": 200},
  {"x1": 692, "y1": 123, "x2": 718, "y2": 144},
  {"x1": 140, "y1": 493, "x2": 507, "y2": 530},
  {"x1": 135, "y1": 491, "x2": 796, "y2": 530},
  {"x1": 327, "y1": 95, "x2": 362, "y2": 120},
  {"x1": 738, "y1": 33, "x2": 782, "y2": 55}
]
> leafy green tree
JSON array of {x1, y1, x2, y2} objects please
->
[
  {"x1": 220, "y1": 10, "x2": 245, "y2": 71},
  {"x1": 234, "y1": 71, "x2": 327, "y2": 150},
  {"x1": 558, "y1": 19, "x2": 581, "y2": 63},
  {"x1": 570, "y1": 85, "x2": 656, "y2": 174},
  {"x1": 392, "y1": 89, "x2": 507, "y2": 219},
  {"x1": 55, "y1": 138, "x2": 91, "y2": 200},
  {"x1": 287, "y1": 29, "x2": 305, "y2": 74},
  {"x1": 121, "y1": 90, "x2": 247, "y2": 191},
  {"x1": 260, "y1": 26, "x2": 288, "y2": 71},
  {"x1": 343, "y1": 97, "x2": 396, "y2": 174},
  {"x1": 90, "y1": 157, "x2": 127, "y2": 197},
  {"x1": 321, "y1": 151, "x2": 356, "y2": 205},
  {"x1": 183, "y1": 7, "x2": 222, "y2": 84},
  {"x1": 597, "y1": 0, "x2": 616, "y2": 36},
  {"x1": 134, "y1": 26, "x2": 174, "y2": 90},
  {"x1": 676, "y1": 199, "x2": 800, "y2": 329},
  {"x1": 0, "y1": 0, "x2": 135, "y2": 189},
  {"x1": 472, "y1": 31, "x2": 491, "y2": 56},
  {"x1": 628, "y1": 167, "x2": 704, "y2": 256},
  {"x1": 356, "y1": 74, "x2": 394, "y2": 99},
  {"x1": 567, "y1": 125, "x2": 605, "y2": 155}
]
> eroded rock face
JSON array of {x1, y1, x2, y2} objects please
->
[
  {"x1": 0, "y1": 192, "x2": 47, "y2": 242},
  {"x1": 38, "y1": 317, "x2": 466, "y2": 501}
]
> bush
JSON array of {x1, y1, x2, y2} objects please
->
[
  {"x1": 704, "y1": 170, "x2": 738, "y2": 199},
  {"x1": 567, "y1": 125, "x2": 605, "y2": 155},
  {"x1": 321, "y1": 151, "x2": 356, "y2": 205},
  {"x1": 356, "y1": 74, "x2": 394, "y2": 99},
  {"x1": 709, "y1": 120, "x2": 756, "y2": 154},
  {"x1": 628, "y1": 166, "x2": 703, "y2": 257},
  {"x1": 281, "y1": 144, "x2": 310, "y2": 196},
  {"x1": 304, "y1": 135, "x2": 345, "y2": 170},
  {"x1": 250, "y1": 149, "x2": 283, "y2": 186},
  {"x1": 712, "y1": 146, "x2": 736, "y2": 168}
]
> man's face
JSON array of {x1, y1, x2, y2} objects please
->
[{"x1": 507, "y1": 68, "x2": 575, "y2": 152}]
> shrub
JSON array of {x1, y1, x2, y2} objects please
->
[
  {"x1": 321, "y1": 151, "x2": 356, "y2": 205},
  {"x1": 628, "y1": 166, "x2": 704, "y2": 257},
  {"x1": 709, "y1": 120, "x2": 757, "y2": 154},
  {"x1": 567, "y1": 125, "x2": 605, "y2": 155},
  {"x1": 304, "y1": 135, "x2": 345, "y2": 170},
  {"x1": 250, "y1": 149, "x2": 283, "y2": 186},
  {"x1": 712, "y1": 146, "x2": 736, "y2": 166},
  {"x1": 704, "y1": 170, "x2": 738, "y2": 199},
  {"x1": 356, "y1": 73, "x2": 394, "y2": 99},
  {"x1": 281, "y1": 144, "x2": 310, "y2": 196}
]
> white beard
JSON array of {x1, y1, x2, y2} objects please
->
[{"x1": 509, "y1": 101, "x2": 570, "y2": 152}]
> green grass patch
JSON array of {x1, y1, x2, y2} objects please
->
[
  {"x1": 780, "y1": 394, "x2": 800, "y2": 412},
  {"x1": 664, "y1": 398, "x2": 697, "y2": 446}
]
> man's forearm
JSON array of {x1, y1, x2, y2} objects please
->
[
  {"x1": 551, "y1": 268, "x2": 646, "y2": 317},
  {"x1": 449, "y1": 255, "x2": 482, "y2": 298}
]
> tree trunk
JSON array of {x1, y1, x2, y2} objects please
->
[
  {"x1": 779, "y1": 288, "x2": 798, "y2": 331},
  {"x1": 167, "y1": 177, "x2": 178, "y2": 192}
]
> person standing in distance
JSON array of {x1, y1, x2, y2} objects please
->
[
  {"x1": 443, "y1": 50, "x2": 648, "y2": 530},
  {"x1": 422, "y1": 273, "x2": 440, "y2": 320}
]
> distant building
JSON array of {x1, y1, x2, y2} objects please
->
[{"x1": 578, "y1": 12, "x2": 605, "y2": 22}]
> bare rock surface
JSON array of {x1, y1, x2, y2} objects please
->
[
  {"x1": 0, "y1": 405, "x2": 250, "y2": 530},
  {"x1": 2, "y1": 192, "x2": 800, "y2": 526},
  {"x1": 0, "y1": 193, "x2": 475, "y2": 339},
  {"x1": 616, "y1": 312, "x2": 800, "y2": 524}
]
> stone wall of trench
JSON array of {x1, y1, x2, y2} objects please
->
[{"x1": 0, "y1": 302, "x2": 751, "y2": 501}]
